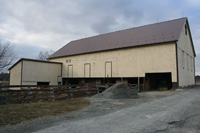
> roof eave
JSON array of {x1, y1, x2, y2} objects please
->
[{"x1": 9, "y1": 58, "x2": 62, "y2": 70}]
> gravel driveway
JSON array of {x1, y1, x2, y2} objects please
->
[{"x1": 1, "y1": 86, "x2": 200, "y2": 133}]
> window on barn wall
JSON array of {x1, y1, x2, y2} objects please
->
[
  {"x1": 185, "y1": 24, "x2": 187, "y2": 36},
  {"x1": 191, "y1": 57, "x2": 193, "y2": 72},
  {"x1": 182, "y1": 50, "x2": 185, "y2": 69},
  {"x1": 191, "y1": 57, "x2": 193, "y2": 71},
  {"x1": 187, "y1": 54, "x2": 190, "y2": 70},
  {"x1": 187, "y1": 54, "x2": 189, "y2": 70},
  {"x1": 66, "y1": 59, "x2": 71, "y2": 63},
  {"x1": 189, "y1": 56, "x2": 191, "y2": 71}
]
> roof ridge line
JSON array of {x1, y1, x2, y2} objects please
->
[{"x1": 71, "y1": 17, "x2": 187, "y2": 42}]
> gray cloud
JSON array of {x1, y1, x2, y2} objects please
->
[
  {"x1": 91, "y1": 16, "x2": 117, "y2": 34},
  {"x1": 0, "y1": 0, "x2": 199, "y2": 74},
  {"x1": 14, "y1": 44, "x2": 48, "y2": 59}
]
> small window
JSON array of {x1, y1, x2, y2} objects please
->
[
  {"x1": 185, "y1": 24, "x2": 187, "y2": 35},
  {"x1": 182, "y1": 50, "x2": 185, "y2": 69},
  {"x1": 187, "y1": 54, "x2": 189, "y2": 70},
  {"x1": 191, "y1": 57, "x2": 193, "y2": 72},
  {"x1": 191, "y1": 57, "x2": 193, "y2": 71},
  {"x1": 37, "y1": 82, "x2": 49, "y2": 86},
  {"x1": 66, "y1": 59, "x2": 71, "y2": 63}
]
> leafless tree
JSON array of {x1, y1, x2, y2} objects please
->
[
  {"x1": 37, "y1": 50, "x2": 54, "y2": 61},
  {"x1": 0, "y1": 40, "x2": 16, "y2": 71}
]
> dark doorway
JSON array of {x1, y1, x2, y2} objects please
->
[
  {"x1": 145, "y1": 73, "x2": 172, "y2": 91},
  {"x1": 62, "y1": 78, "x2": 80, "y2": 85},
  {"x1": 85, "y1": 78, "x2": 95, "y2": 83}
]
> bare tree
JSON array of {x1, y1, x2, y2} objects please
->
[
  {"x1": 37, "y1": 50, "x2": 54, "y2": 61},
  {"x1": 0, "y1": 40, "x2": 16, "y2": 71}
]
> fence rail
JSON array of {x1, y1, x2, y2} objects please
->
[
  {"x1": 0, "y1": 83, "x2": 139, "y2": 104},
  {"x1": 0, "y1": 84, "x2": 100, "y2": 104}
]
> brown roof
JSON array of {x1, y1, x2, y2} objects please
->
[{"x1": 50, "y1": 18, "x2": 187, "y2": 59}]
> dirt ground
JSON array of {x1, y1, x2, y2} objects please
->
[
  {"x1": 0, "y1": 89, "x2": 181, "y2": 133},
  {"x1": 34, "y1": 87, "x2": 200, "y2": 133}
]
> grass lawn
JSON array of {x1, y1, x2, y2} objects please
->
[{"x1": 0, "y1": 98, "x2": 90, "y2": 127}]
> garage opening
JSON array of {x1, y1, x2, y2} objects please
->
[{"x1": 145, "y1": 73, "x2": 172, "y2": 91}]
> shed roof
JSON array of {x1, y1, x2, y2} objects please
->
[
  {"x1": 9, "y1": 58, "x2": 62, "y2": 70},
  {"x1": 50, "y1": 18, "x2": 188, "y2": 59}
]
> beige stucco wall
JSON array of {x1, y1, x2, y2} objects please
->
[
  {"x1": 21, "y1": 60, "x2": 62, "y2": 85},
  {"x1": 10, "y1": 62, "x2": 22, "y2": 85},
  {"x1": 177, "y1": 23, "x2": 195, "y2": 86},
  {"x1": 50, "y1": 42, "x2": 177, "y2": 82}
]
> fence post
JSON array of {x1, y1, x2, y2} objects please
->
[
  {"x1": 50, "y1": 87, "x2": 55, "y2": 101},
  {"x1": 4, "y1": 89, "x2": 7, "y2": 104},
  {"x1": 86, "y1": 83, "x2": 90, "y2": 96},
  {"x1": 28, "y1": 87, "x2": 32, "y2": 103},
  {"x1": 97, "y1": 85, "x2": 99, "y2": 94},
  {"x1": 69, "y1": 84, "x2": 73, "y2": 98}
]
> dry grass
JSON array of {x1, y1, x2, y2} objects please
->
[{"x1": 0, "y1": 98, "x2": 90, "y2": 127}]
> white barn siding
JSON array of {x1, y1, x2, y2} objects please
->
[
  {"x1": 50, "y1": 42, "x2": 177, "y2": 83},
  {"x1": 22, "y1": 60, "x2": 62, "y2": 85},
  {"x1": 177, "y1": 23, "x2": 195, "y2": 87},
  {"x1": 9, "y1": 62, "x2": 22, "y2": 85}
]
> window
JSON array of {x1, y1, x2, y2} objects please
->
[
  {"x1": 182, "y1": 50, "x2": 185, "y2": 69},
  {"x1": 191, "y1": 57, "x2": 192, "y2": 71},
  {"x1": 66, "y1": 59, "x2": 71, "y2": 63},
  {"x1": 191, "y1": 57, "x2": 193, "y2": 72},
  {"x1": 187, "y1": 54, "x2": 189, "y2": 70},
  {"x1": 185, "y1": 24, "x2": 187, "y2": 35}
]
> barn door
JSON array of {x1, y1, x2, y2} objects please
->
[
  {"x1": 84, "y1": 63, "x2": 91, "y2": 78},
  {"x1": 68, "y1": 65, "x2": 73, "y2": 77},
  {"x1": 105, "y1": 62, "x2": 112, "y2": 78}
]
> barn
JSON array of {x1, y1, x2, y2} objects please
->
[{"x1": 9, "y1": 17, "x2": 196, "y2": 90}]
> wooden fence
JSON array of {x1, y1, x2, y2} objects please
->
[{"x1": 0, "y1": 84, "x2": 100, "y2": 104}]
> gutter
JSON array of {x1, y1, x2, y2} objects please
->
[{"x1": 175, "y1": 41, "x2": 179, "y2": 87}]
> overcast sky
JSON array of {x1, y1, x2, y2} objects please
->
[{"x1": 0, "y1": 0, "x2": 199, "y2": 75}]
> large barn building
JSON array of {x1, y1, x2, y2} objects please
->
[{"x1": 9, "y1": 17, "x2": 196, "y2": 91}]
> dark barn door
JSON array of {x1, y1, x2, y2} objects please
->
[{"x1": 145, "y1": 73, "x2": 172, "y2": 91}]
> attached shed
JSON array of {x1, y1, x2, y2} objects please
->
[{"x1": 9, "y1": 59, "x2": 62, "y2": 86}]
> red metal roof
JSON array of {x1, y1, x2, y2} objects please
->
[{"x1": 49, "y1": 18, "x2": 187, "y2": 59}]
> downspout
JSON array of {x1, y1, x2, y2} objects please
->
[
  {"x1": 194, "y1": 58, "x2": 196, "y2": 84},
  {"x1": 21, "y1": 60, "x2": 23, "y2": 85},
  {"x1": 175, "y1": 42, "x2": 179, "y2": 87}
]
